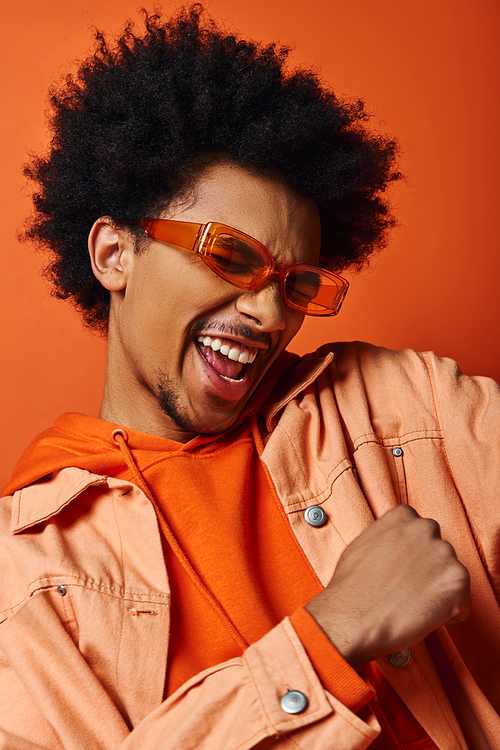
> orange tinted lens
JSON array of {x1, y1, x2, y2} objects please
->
[
  {"x1": 285, "y1": 268, "x2": 344, "y2": 314},
  {"x1": 205, "y1": 234, "x2": 268, "y2": 287}
]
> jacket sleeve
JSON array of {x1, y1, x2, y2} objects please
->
[
  {"x1": 121, "y1": 617, "x2": 379, "y2": 750},
  {"x1": 421, "y1": 351, "x2": 500, "y2": 599},
  {"x1": 0, "y1": 616, "x2": 379, "y2": 750}
]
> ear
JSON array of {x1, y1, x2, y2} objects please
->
[{"x1": 88, "y1": 217, "x2": 135, "y2": 292}]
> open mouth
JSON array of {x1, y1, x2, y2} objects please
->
[{"x1": 196, "y1": 335, "x2": 259, "y2": 383}]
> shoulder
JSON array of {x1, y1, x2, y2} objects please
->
[
  {"x1": 293, "y1": 341, "x2": 498, "y2": 440},
  {"x1": 313, "y1": 340, "x2": 488, "y2": 402},
  {"x1": 313, "y1": 341, "x2": 437, "y2": 415},
  {"x1": 303, "y1": 340, "x2": 498, "y2": 440},
  {"x1": 317, "y1": 340, "x2": 430, "y2": 378}
]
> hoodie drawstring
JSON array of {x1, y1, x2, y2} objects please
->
[{"x1": 111, "y1": 428, "x2": 249, "y2": 652}]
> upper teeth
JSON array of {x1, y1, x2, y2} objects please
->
[{"x1": 197, "y1": 336, "x2": 257, "y2": 363}]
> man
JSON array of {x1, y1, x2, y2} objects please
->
[{"x1": 1, "y1": 5, "x2": 499, "y2": 749}]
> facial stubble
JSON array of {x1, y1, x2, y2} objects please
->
[{"x1": 157, "y1": 372, "x2": 238, "y2": 437}]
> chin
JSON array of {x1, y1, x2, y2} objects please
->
[{"x1": 158, "y1": 378, "x2": 243, "y2": 437}]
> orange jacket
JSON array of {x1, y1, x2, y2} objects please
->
[{"x1": 1, "y1": 342, "x2": 499, "y2": 749}]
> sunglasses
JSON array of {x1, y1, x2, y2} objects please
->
[{"x1": 136, "y1": 218, "x2": 349, "y2": 316}]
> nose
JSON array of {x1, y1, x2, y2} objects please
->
[{"x1": 235, "y1": 280, "x2": 287, "y2": 331}]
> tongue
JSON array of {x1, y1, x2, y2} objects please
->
[{"x1": 201, "y1": 346, "x2": 245, "y2": 379}]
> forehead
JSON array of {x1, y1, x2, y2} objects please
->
[{"x1": 163, "y1": 162, "x2": 321, "y2": 265}]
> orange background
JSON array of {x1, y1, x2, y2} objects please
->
[{"x1": 1, "y1": 0, "x2": 499, "y2": 488}]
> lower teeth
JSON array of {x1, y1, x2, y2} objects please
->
[{"x1": 221, "y1": 375, "x2": 244, "y2": 383}]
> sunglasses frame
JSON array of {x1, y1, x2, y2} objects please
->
[{"x1": 136, "y1": 217, "x2": 349, "y2": 316}]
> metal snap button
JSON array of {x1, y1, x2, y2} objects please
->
[
  {"x1": 57, "y1": 585, "x2": 67, "y2": 596},
  {"x1": 280, "y1": 689, "x2": 308, "y2": 714},
  {"x1": 304, "y1": 506, "x2": 326, "y2": 527},
  {"x1": 389, "y1": 649, "x2": 411, "y2": 667},
  {"x1": 392, "y1": 446, "x2": 403, "y2": 457}
]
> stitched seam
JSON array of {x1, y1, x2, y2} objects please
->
[
  {"x1": 319, "y1": 457, "x2": 352, "y2": 484},
  {"x1": 12, "y1": 477, "x2": 108, "y2": 532},
  {"x1": 323, "y1": 518, "x2": 348, "y2": 545},
  {"x1": 62, "y1": 590, "x2": 80, "y2": 644},
  {"x1": 14, "y1": 489, "x2": 22, "y2": 525},
  {"x1": 264, "y1": 356, "x2": 333, "y2": 431},
  {"x1": 127, "y1": 437, "x2": 255, "y2": 473},
  {"x1": 111, "y1": 492, "x2": 126, "y2": 689},
  {"x1": 411, "y1": 655, "x2": 465, "y2": 746},
  {"x1": 60, "y1": 593, "x2": 72, "y2": 634},
  {"x1": 283, "y1": 463, "x2": 354, "y2": 511},
  {"x1": 244, "y1": 628, "x2": 326, "y2": 737},
  {"x1": 321, "y1": 691, "x2": 381, "y2": 738},
  {"x1": 0, "y1": 581, "x2": 171, "y2": 618},
  {"x1": 393, "y1": 450, "x2": 409, "y2": 505},
  {"x1": 255, "y1": 439, "x2": 324, "y2": 590},
  {"x1": 281, "y1": 623, "x2": 328, "y2": 720},
  {"x1": 232, "y1": 727, "x2": 281, "y2": 750},
  {"x1": 252, "y1": 413, "x2": 348, "y2": 568},
  {"x1": 19, "y1": 573, "x2": 171, "y2": 597},
  {"x1": 352, "y1": 430, "x2": 379, "y2": 441},
  {"x1": 271, "y1": 425, "x2": 311, "y2": 490},
  {"x1": 270, "y1": 423, "x2": 355, "y2": 506},
  {"x1": 387, "y1": 430, "x2": 441, "y2": 440},
  {"x1": 354, "y1": 434, "x2": 443, "y2": 452},
  {"x1": 244, "y1": 654, "x2": 278, "y2": 733},
  {"x1": 353, "y1": 428, "x2": 441, "y2": 442},
  {"x1": 400, "y1": 451, "x2": 408, "y2": 504},
  {"x1": 281, "y1": 736, "x2": 300, "y2": 748}
]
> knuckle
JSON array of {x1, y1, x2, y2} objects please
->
[
  {"x1": 440, "y1": 539, "x2": 463, "y2": 567},
  {"x1": 399, "y1": 504, "x2": 418, "y2": 517},
  {"x1": 456, "y1": 561, "x2": 471, "y2": 587},
  {"x1": 434, "y1": 539, "x2": 457, "y2": 567},
  {"x1": 421, "y1": 516, "x2": 441, "y2": 537},
  {"x1": 441, "y1": 538, "x2": 457, "y2": 555},
  {"x1": 387, "y1": 504, "x2": 418, "y2": 523},
  {"x1": 444, "y1": 553, "x2": 470, "y2": 592}
]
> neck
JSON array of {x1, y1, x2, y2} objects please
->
[{"x1": 99, "y1": 332, "x2": 195, "y2": 443}]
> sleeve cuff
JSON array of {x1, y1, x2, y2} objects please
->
[{"x1": 289, "y1": 606, "x2": 375, "y2": 714}]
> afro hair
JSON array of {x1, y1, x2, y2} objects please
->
[{"x1": 23, "y1": 4, "x2": 401, "y2": 330}]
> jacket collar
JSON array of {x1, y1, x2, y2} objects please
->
[
  {"x1": 260, "y1": 351, "x2": 333, "y2": 432},
  {"x1": 9, "y1": 469, "x2": 132, "y2": 534},
  {"x1": 9, "y1": 351, "x2": 333, "y2": 533}
]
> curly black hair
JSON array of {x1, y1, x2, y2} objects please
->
[{"x1": 23, "y1": 4, "x2": 401, "y2": 331}]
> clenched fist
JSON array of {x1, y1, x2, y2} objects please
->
[{"x1": 305, "y1": 505, "x2": 470, "y2": 668}]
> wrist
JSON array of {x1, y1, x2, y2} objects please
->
[{"x1": 304, "y1": 599, "x2": 360, "y2": 667}]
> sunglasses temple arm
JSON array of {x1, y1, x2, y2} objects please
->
[{"x1": 137, "y1": 219, "x2": 204, "y2": 252}]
